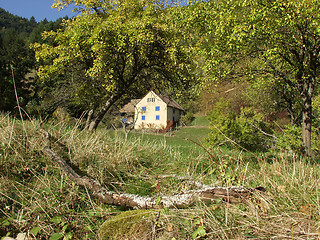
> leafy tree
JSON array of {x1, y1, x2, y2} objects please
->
[
  {"x1": 192, "y1": 0, "x2": 320, "y2": 156},
  {"x1": 33, "y1": 0, "x2": 194, "y2": 131},
  {"x1": 29, "y1": 18, "x2": 67, "y2": 44}
]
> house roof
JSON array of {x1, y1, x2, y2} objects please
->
[
  {"x1": 119, "y1": 99, "x2": 141, "y2": 113},
  {"x1": 121, "y1": 91, "x2": 185, "y2": 113},
  {"x1": 156, "y1": 93, "x2": 185, "y2": 111}
]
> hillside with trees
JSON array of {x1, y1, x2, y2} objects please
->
[
  {"x1": 0, "y1": 8, "x2": 68, "y2": 114},
  {"x1": 0, "y1": 8, "x2": 37, "y2": 37}
]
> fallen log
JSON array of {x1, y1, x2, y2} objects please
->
[{"x1": 41, "y1": 130, "x2": 267, "y2": 209}]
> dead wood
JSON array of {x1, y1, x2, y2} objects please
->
[
  {"x1": 41, "y1": 129, "x2": 267, "y2": 209},
  {"x1": 158, "y1": 174, "x2": 211, "y2": 189}
]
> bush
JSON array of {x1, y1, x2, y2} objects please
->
[
  {"x1": 180, "y1": 112, "x2": 195, "y2": 126},
  {"x1": 276, "y1": 124, "x2": 302, "y2": 154},
  {"x1": 276, "y1": 123, "x2": 320, "y2": 155},
  {"x1": 207, "y1": 98, "x2": 274, "y2": 151}
]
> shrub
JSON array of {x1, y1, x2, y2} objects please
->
[
  {"x1": 236, "y1": 107, "x2": 275, "y2": 151},
  {"x1": 207, "y1": 98, "x2": 239, "y2": 146},
  {"x1": 275, "y1": 124, "x2": 302, "y2": 154},
  {"x1": 207, "y1": 98, "x2": 274, "y2": 151},
  {"x1": 180, "y1": 112, "x2": 195, "y2": 126},
  {"x1": 275, "y1": 122, "x2": 320, "y2": 155}
]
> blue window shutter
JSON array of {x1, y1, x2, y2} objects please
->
[
  {"x1": 155, "y1": 106, "x2": 160, "y2": 111},
  {"x1": 156, "y1": 115, "x2": 160, "y2": 120},
  {"x1": 142, "y1": 115, "x2": 145, "y2": 120},
  {"x1": 142, "y1": 106, "x2": 146, "y2": 112}
]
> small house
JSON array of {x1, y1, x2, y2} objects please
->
[{"x1": 134, "y1": 91, "x2": 184, "y2": 130}]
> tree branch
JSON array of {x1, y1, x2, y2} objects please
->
[
  {"x1": 246, "y1": 122, "x2": 278, "y2": 140},
  {"x1": 41, "y1": 129, "x2": 268, "y2": 209}
]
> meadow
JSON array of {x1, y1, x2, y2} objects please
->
[{"x1": 1, "y1": 113, "x2": 320, "y2": 239}]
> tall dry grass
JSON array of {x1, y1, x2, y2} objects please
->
[{"x1": 1, "y1": 113, "x2": 320, "y2": 239}]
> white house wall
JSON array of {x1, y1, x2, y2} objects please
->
[{"x1": 135, "y1": 91, "x2": 168, "y2": 129}]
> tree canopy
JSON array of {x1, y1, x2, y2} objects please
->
[
  {"x1": 189, "y1": 0, "x2": 320, "y2": 155},
  {"x1": 33, "y1": 0, "x2": 195, "y2": 130}
]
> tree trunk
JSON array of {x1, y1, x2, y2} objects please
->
[
  {"x1": 88, "y1": 94, "x2": 119, "y2": 131},
  {"x1": 84, "y1": 109, "x2": 94, "y2": 130},
  {"x1": 301, "y1": 81, "x2": 313, "y2": 156}
]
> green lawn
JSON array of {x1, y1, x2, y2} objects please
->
[
  {"x1": 128, "y1": 122, "x2": 211, "y2": 158},
  {"x1": 190, "y1": 115, "x2": 210, "y2": 127}
]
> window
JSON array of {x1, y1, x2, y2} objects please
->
[
  {"x1": 173, "y1": 108, "x2": 175, "y2": 114},
  {"x1": 142, "y1": 106, "x2": 146, "y2": 112},
  {"x1": 142, "y1": 115, "x2": 146, "y2": 121},
  {"x1": 155, "y1": 106, "x2": 160, "y2": 111},
  {"x1": 156, "y1": 115, "x2": 160, "y2": 120},
  {"x1": 147, "y1": 98, "x2": 155, "y2": 102}
]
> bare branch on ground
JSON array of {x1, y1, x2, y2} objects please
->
[{"x1": 41, "y1": 129, "x2": 268, "y2": 209}]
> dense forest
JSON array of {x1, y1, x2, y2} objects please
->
[{"x1": 0, "y1": 8, "x2": 67, "y2": 115}]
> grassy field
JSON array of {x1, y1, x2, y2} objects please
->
[
  {"x1": 108, "y1": 115, "x2": 211, "y2": 163},
  {"x1": 1, "y1": 114, "x2": 320, "y2": 239},
  {"x1": 131, "y1": 125, "x2": 211, "y2": 156}
]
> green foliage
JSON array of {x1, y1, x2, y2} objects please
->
[
  {"x1": 192, "y1": 226, "x2": 206, "y2": 239},
  {"x1": 244, "y1": 77, "x2": 302, "y2": 124},
  {"x1": 0, "y1": 8, "x2": 69, "y2": 115},
  {"x1": 33, "y1": 0, "x2": 196, "y2": 126},
  {"x1": 0, "y1": 28, "x2": 35, "y2": 113},
  {"x1": 207, "y1": 98, "x2": 274, "y2": 151},
  {"x1": 276, "y1": 122, "x2": 320, "y2": 155},
  {"x1": 207, "y1": 98, "x2": 238, "y2": 146},
  {"x1": 180, "y1": 112, "x2": 195, "y2": 126},
  {"x1": 189, "y1": 0, "x2": 320, "y2": 155},
  {"x1": 313, "y1": 94, "x2": 320, "y2": 120},
  {"x1": 236, "y1": 107, "x2": 274, "y2": 151},
  {"x1": 0, "y1": 8, "x2": 37, "y2": 37},
  {"x1": 276, "y1": 124, "x2": 302, "y2": 154}
]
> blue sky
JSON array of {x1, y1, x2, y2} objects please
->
[{"x1": 0, "y1": 0, "x2": 77, "y2": 22}]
